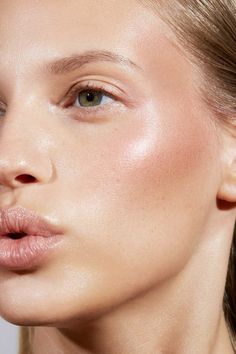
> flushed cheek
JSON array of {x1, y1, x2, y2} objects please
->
[
  {"x1": 82, "y1": 102, "x2": 219, "y2": 281},
  {"x1": 54, "y1": 100, "x2": 219, "y2": 280},
  {"x1": 60, "y1": 99, "x2": 218, "y2": 247},
  {"x1": 100, "y1": 101, "x2": 217, "y2": 208}
]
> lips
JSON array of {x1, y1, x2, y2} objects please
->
[
  {"x1": 0, "y1": 206, "x2": 62, "y2": 239},
  {"x1": 0, "y1": 206, "x2": 64, "y2": 270}
]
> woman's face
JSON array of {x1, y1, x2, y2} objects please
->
[{"x1": 0, "y1": 0, "x2": 222, "y2": 326}]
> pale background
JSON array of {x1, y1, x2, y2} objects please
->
[{"x1": 0, "y1": 318, "x2": 19, "y2": 354}]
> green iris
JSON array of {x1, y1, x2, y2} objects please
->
[{"x1": 78, "y1": 90, "x2": 103, "y2": 107}]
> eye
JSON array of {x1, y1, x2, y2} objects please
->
[
  {"x1": 0, "y1": 107, "x2": 6, "y2": 117},
  {"x1": 0, "y1": 101, "x2": 6, "y2": 117},
  {"x1": 61, "y1": 81, "x2": 121, "y2": 113},
  {"x1": 74, "y1": 89, "x2": 114, "y2": 108}
]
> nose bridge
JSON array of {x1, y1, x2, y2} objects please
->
[{"x1": 0, "y1": 104, "x2": 54, "y2": 188}]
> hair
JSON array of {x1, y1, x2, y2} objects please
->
[{"x1": 18, "y1": 1, "x2": 236, "y2": 353}]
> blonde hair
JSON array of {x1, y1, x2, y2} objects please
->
[{"x1": 19, "y1": 1, "x2": 236, "y2": 352}]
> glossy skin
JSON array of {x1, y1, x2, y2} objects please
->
[{"x1": 0, "y1": 1, "x2": 235, "y2": 353}]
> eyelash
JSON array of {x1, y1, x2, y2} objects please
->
[{"x1": 62, "y1": 81, "x2": 119, "y2": 112}]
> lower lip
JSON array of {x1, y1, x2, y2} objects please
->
[{"x1": 0, "y1": 235, "x2": 63, "y2": 271}]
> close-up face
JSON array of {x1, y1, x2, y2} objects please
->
[{"x1": 0, "y1": 0, "x2": 224, "y2": 327}]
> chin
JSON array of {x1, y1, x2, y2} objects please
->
[
  {"x1": 0, "y1": 285, "x2": 107, "y2": 329},
  {"x1": 0, "y1": 305, "x2": 75, "y2": 328}
]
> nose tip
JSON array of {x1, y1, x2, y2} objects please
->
[{"x1": 0, "y1": 158, "x2": 54, "y2": 190}]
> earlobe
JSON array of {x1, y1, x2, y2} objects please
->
[{"x1": 217, "y1": 163, "x2": 236, "y2": 202}]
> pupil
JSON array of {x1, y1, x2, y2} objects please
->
[{"x1": 86, "y1": 92, "x2": 95, "y2": 102}]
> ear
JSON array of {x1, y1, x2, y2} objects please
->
[
  {"x1": 217, "y1": 165, "x2": 236, "y2": 202},
  {"x1": 217, "y1": 134, "x2": 236, "y2": 203}
]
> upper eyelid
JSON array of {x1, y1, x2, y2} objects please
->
[
  {"x1": 0, "y1": 98, "x2": 6, "y2": 106},
  {"x1": 0, "y1": 102, "x2": 6, "y2": 110},
  {"x1": 69, "y1": 83, "x2": 117, "y2": 99},
  {"x1": 66, "y1": 80, "x2": 122, "y2": 98}
]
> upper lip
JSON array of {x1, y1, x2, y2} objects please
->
[{"x1": 0, "y1": 206, "x2": 63, "y2": 237}]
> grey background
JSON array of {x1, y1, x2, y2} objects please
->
[{"x1": 0, "y1": 318, "x2": 19, "y2": 354}]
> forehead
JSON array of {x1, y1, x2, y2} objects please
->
[
  {"x1": 0, "y1": 0, "x2": 197, "y2": 101},
  {"x1": 0, "y1": 1, "x2": 149, "y2": 54},
  {"x1": 0, "y1": 0, "x2": 174, "y2": 76}
]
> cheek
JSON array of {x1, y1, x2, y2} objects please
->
[
  {"x1": 103, "y1": 102, "x2": 217, "y2": 207},
  {"x1": 63, "y1": 102, "x2": 218, "y2": 261},
  {"x1": 58, "y1": 96, "x2": 219, "y2": 246},
  {"x1": 87, "y1": 103, "x2": 219, "y2": 287}
]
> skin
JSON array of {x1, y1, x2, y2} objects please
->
[{"x1": 0, "y1": 0, "x2": 235, "y2": 353}]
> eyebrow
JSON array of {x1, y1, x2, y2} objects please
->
[{"x1": 44, "y1": 50, "x2": 141, "y2": 75}]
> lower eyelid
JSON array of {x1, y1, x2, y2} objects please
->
[{"x1": 71, "y1": 100, "x2": 122, "y2": 115}]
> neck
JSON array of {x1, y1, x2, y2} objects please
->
[{"x1": 31, "y1": 215, "x2": 235, "y2": 354}]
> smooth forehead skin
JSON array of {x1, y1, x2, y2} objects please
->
[
  {"x1": 0, "y1": 0, "x2": 224, "y2": 343},
  {"x1": 0, "y1": 0, "x2": 199, "y2": 88},
  {"x1": 0, "y1": 0, "x2": 146, "y2": 70}
]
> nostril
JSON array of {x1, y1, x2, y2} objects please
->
[{"x1": 15, "y1": 174, "x2": 37, "y2": 183}]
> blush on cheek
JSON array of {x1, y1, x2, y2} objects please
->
[
  {"x1": 106, "y1": 100, "x2": 217, "y2": 200},
  {"x1": 90, "y1": 104, "x2": 218, "y2": 287}
]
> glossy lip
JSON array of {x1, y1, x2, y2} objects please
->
[
  {"x1": 0, "y1": 206, "x2": 63, "y2": 237},
  {"x1": 0, "y1": 206, "x2": 64, "y2": 271}
]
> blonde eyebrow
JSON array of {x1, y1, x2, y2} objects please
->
[{"x1": 44, "y1": 50, "x2": 141, "y2": 74}]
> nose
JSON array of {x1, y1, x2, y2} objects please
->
[{"x1": 0, "y1": 121, "x2": 53, "y2": 189}]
